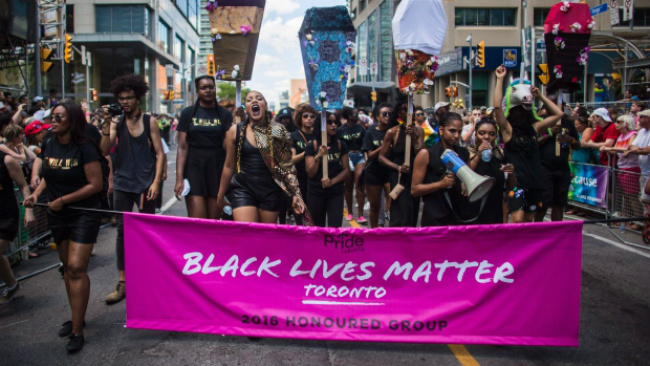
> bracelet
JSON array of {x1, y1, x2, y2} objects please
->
[{"x1": 102, "y1": 132, "x2": 110, "y2": 136}]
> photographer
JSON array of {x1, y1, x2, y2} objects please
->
[{"x1": 100, "y1": 74, "x2": 165, "y2": 305}]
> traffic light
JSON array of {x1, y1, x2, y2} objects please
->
[
  {"x1": 445, "y1": 87, "x2": 452, "y2": 98},
  {"x1": 207, "y1": 55, "x2": 215, "y2": 77},
  {"x1": 91, "y1": 89, "x2": 97, "y2": 102},
  {"x1": 168, "y1": 91, "x2": 175, "y2": 100},
  {"x1": 537, "y1": 63, "x2": 549, "y2": 85},
  {"x1": 64, "y1": 34, "x2": 73, "y2": 64},
  {"x1": 370, "y1": 91, "x2": 377, "y2": 102},
  {"x1": 476, "y1": 41, "x2": 485, "y2": 68},
  {"x1": 451, "y1": 86, "x2": 458, "y2": 97},
  {"x1": 163, "y1": 91, "x2": 169, "y2": 100},
  {"x1": 40, "y1": 48, "x2": 53, "y2": 73}
]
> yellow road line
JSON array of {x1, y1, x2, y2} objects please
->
[
  {"x1": 448, "y1": 344, "x2": 480, "y2": 366},
  {"x1": 343, "y1": 208, "x2": 361, "y2": 228}
]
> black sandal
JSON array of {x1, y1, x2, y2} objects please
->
[
  {"x1": 66, "y1": 334, "x2": 85, "y2": 353},
  {"x1": 59, "y1": 320, "x2": 86, "y2": 338}
]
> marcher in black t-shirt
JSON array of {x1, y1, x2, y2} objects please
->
[
  {"x1": 493, "y1": 65, "x2": 563, "y2": 223},
  {"x1": 362, "y1": 102, "x2": 392, "y2": 228},
  {"x1": 305, "y1": 112, "x2": 350, "y2": 227},
  {"x1": 175, "y1": 75, "x2": 233, "y2": 219},
  {"x1": 412, "y1": 113, "x2": 475, "y2": 226},
  {"x1": 290, "y1": 104, "x2": 318, "y2": 204},
  {"x1": 338, "y1": 107, "x2": 367, "y2": 223},
  {"x1": 535, "y1": 115, "x2": 580, "y2": 222},
  {"x1": 24, "y1": 102, "x2": 103, "y2": 353},
  {"x1": 100, "y1": 74, "x2": 166, "y2": 306}
]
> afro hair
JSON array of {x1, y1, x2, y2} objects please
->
[{"x1": 110, "y1": 74, "x2": 150, "y2": 99}]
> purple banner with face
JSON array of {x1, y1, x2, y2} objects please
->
[{"x1": 124, "y1": 214, "x2": 582, "y2": 346}]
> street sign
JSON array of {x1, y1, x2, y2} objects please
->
[
  {"x1": 81, "y1": 45, "x2": 86, "y2": 66},
  {"x1": 370, "y1": 62, "x2": 378, "y2": 76},
  {"x1": 165, "y1": 65, "x2": 175, "y2": 78},
  {"x1": 198, "y1": 65, "x2": 207, "y2": 75},
  {"x1": 590, "y1": 3, "x2": 608, "y2": 16},
  {"x1": 536, "y1": 38, "x2": 546, "y2": 50},
  {"x1": 503, "y1": 49, "x2": 517, "y2": 68},
  {"x1": 172, "y1": 99, "x2": 184, "y2": 104},
  {"x1": 610, "y1": 0, "x2": 620, "y2": 25},
  {"x1": 623, "y1": 0, "x2": 634, "y2": 21}
]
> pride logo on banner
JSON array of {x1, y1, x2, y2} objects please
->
[
  {"x1": 124, "y1": 214, "x2": 582, "y2": 346},
  {"x1": 569, "y1": 163, "x2": 609, "y2": 208}
]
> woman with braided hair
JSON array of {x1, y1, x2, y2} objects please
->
[
  {"x1": 175, "y1": 75, "x2": 233, "y2": 219},
  {"x1": 217, "y1": 91, "x2": 308, "y2": 223}
]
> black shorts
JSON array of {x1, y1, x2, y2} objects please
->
[
  {"x1": 230, "y1": 172, "x2": 284, "y2": 212},
  {"x1": 0, "y1": 214, "x2": 18, "y2": 242},
  {"x1": 541, "y1": 168, "x2": 572, "y2": 207},
  {"x1": 48, "y1": 210, "x2": 101, "y2": 245},
  {"x1": 507, "y1": 187, "x2": 543, "y2": 213}
]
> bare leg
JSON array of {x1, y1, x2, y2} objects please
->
[
  {"x1": 233, "y1": 206, "x2": 259, "y2": 223},
  {"x1": 344, "y1": 172, "x2": 354, "y2": 216},
  {"x1": 64, "y1": 242, "x2": 94, "y2": 336},
  {"x1": 384, "y1": 183, "x2": 391, "y2": 213},
  {"x1": 258, "y1": 210, "x2": 280, "y2": 224},
  {"x1": 0, "y1": 239, "x2": 17, "y2": 287},
  {"x1": 185, "y1": 195, "x2": 207, "y2": 219},
  {"x1": 510, "y1": 210, "x2": 525, "y2": 223},
  {"x1": 354, "y1": 163, "x2": 365, "y2": 218},
  {"x1": 206, "y1": 197, "x2": 221, "y2": 220},
  {"x1": 366, "y1": 185, "x2": 382, "y2": 228}
]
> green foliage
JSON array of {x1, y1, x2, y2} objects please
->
[{"x1": 217, "y1": 82, "x2": 250, "y2": 103}]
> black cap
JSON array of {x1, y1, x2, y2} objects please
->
[{"x1": 278, "y1": 108, "x2": 292, "y2": 118}]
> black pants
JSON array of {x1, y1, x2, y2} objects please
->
[
  {"x1": 114, "y1": 189, "x2": 156, "y2": 271},
  {"x1": 389, "y1": 172, "x2": 420, "y2": 227},
  {"x1": 307, "y1": 190, "x2": 344, "y2": 227}
]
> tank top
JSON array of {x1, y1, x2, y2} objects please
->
[
  {"x1": 113, "y1": 114, "x2": 156, "y2": 193},
  {"x1": 237, "y1": 124, "x2": 273, "y2": 179},
  {"x1": 0, "y1": 151, "x2": 18, "y2": 219}
]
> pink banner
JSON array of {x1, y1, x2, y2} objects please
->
[{"x1": 124, "y1": 213, "x2": 582, "y2": 346}]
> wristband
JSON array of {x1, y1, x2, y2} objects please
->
[{"x1": 102, "y1": 132, "x2": 110, "y2": 136}]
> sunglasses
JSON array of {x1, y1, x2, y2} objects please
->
[
  {"x1": 415, "y1": 113, "x2": 424, "y2": 116},
  {"x1": 52, "y1": 114, "x2": 64, "y2": 122},
  {"x1": 381, "y1": 111, "x2": 391, "y2": 117},
  {"x1": 326, "y1": 119, "x2": 338, "y2": 125},
  {"x1": 198, "y1": 85, "x2": 216, "y2": 90},
  {"x1": 303, "y1": 113, "x2": 315, "y2": 119}
]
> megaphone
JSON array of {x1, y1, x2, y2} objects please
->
[{"x1": 441, "y1": 149, "x2": 495, "y2": 203}]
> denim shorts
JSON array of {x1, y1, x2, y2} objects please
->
[{"x1": 348, "y1": 151, "x2": 365, "y2": 172}]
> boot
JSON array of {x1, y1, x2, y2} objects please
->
[{"x1": 105, "y1": 281, "x2": 125, "y2": 304}]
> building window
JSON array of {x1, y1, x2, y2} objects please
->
[
  {"x1": 455, "y1": 8, "x2": 517, "y2": 26},
  {"x1": 360, "y1": 0, "x2": 366, "y2": 13},
  {"x1": 534, "y1": 8, "x2": 550, "y2": 26},
  {"x1": 158, "y1": 20, "x2": 171, "y2": 54},
  {"x1": 176, "y1": 0, "x2": 189, "y2": 17},
  {"x1": 368, "y1": 9, "x2": 377, "y2": 69},
  {"x1": 174, "y1": 34, "x2": 185, "y2": 62},
  {"x1": 379, "y1": 0, "x2": 391, "y2": 82},
  {"x1": 357, "y1": 20, "x2": 367, "y2": 80},
  {"x1": 96, "y1": 5, "x2": 150, "y2": 36},
  {"x1": 66, "y1": 5, "x2": 74, "y2": 33},
  {"x1": 188, "y1": 0, "x2": 198, "y2": 30},
  {"x1": 618, "y1": 8, "x2": 650, "y2": 27}
]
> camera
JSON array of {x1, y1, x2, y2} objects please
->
[{"x1": 108, "y1": 104, "x2": 123, "y2": 116}]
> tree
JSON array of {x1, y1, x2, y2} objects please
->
[{"x1": 217, "y1": 82, "x2": 250, "y2": 103}]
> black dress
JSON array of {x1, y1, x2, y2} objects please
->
[
  {"x1": 178, "y1": 105, "x2": 233, "y2": 197},
  {"x1": 387, "y1": 125, "x2": 419, "y2": 227},
  {"x1": 0, "y1": 151, "x2": 19, "y2": 241}
]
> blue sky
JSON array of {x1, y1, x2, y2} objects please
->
[{"x1": 247, "y1": 0, "x2": 346, "y2": 107}]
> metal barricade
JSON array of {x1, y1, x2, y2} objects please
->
[
  {"x1": 611, "y1": 167, "x2": 645, "y2": 226},
  {"x1": 5, "y1": 189, "x2": 52, "y2": 264}
]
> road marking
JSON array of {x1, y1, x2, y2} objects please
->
[
  {"x1": 159, "y1": 197, "x2": 179, "y2": 214},
  {"x1": 583, "y1": 232, "x2": 650, "y2": 259},
  {"x1": 302, "y1": 300, "x2": 385, "y2": 306},
  {"x1": 0, "y1": 320, "x2": 28, "y2": 330},
  {"x1": 448, "y1": 344, "x2": 480, "y2": 366},
  {"x1": 343, "y1": 208, "x2": 361, "y2": 228}
]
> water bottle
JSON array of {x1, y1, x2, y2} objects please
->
[
  {"x1": 620, "y1": 222, "x2": 626, "y2": 233},
  {"x1": 481, "y1": 148, "x2": 492, "y2": 162},
  {"x1": 223, "y1": 205, "x2": 233, "y2": 216}
]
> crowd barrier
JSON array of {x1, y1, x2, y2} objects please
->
[{"x1": 568, "y1": 159, "x2": 648, "y2": 245}]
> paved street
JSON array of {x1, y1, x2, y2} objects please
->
[{"x1": 1, "y1": 145, "x2": 649, "y2": 366}]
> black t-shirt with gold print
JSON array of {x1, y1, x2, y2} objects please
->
[{"x1": 178, "y1": 105, "x2": 233, "y2": 149}]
